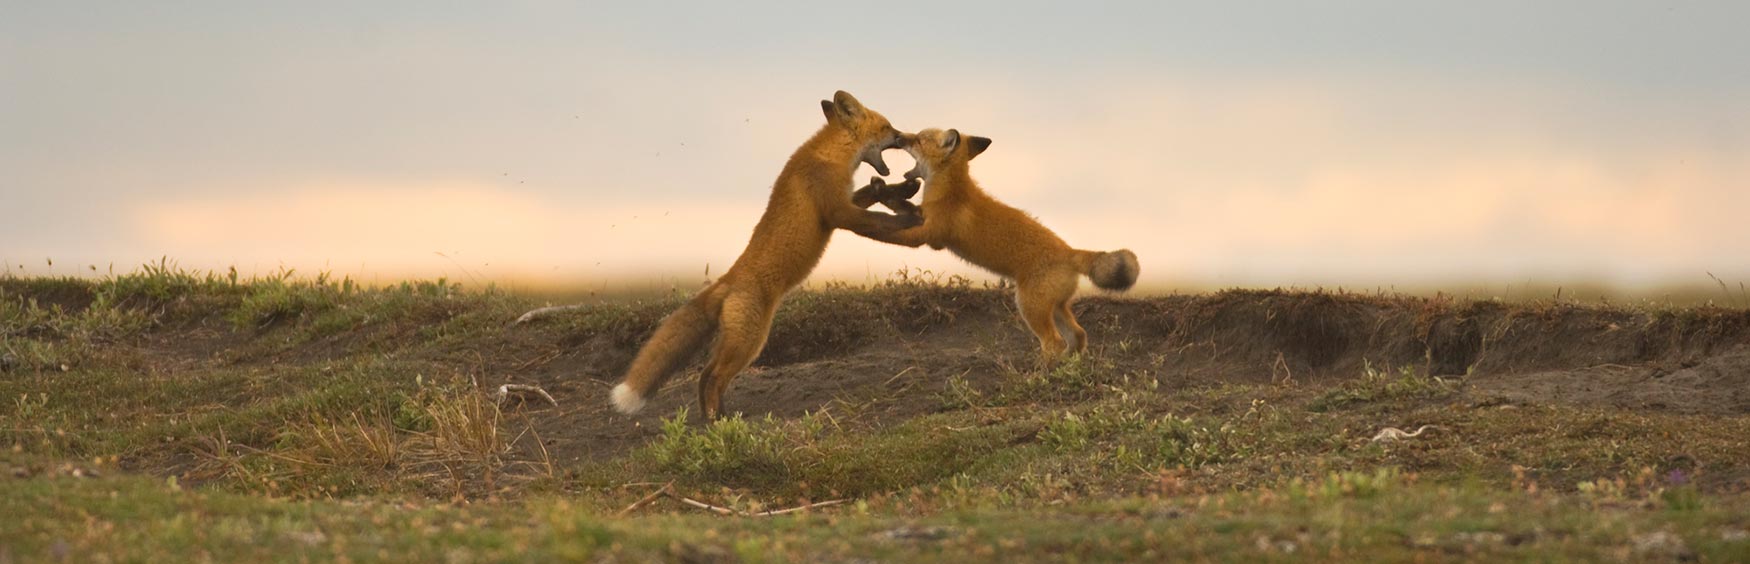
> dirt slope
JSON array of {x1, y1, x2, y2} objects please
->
[
  {"x1": 493, "y1": 289, "x2": 1750, "y2": 465},
  {"x1": 8, "y1": 280, "x2": 1746, "y2": 468}
]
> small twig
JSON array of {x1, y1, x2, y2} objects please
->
[
  {"x1": 1270, "y1": 351, "x2": 1294, "y2": 386},
  {"x1": 514, "y1": 304, "x2": 587, "y2": 325},
  {"x1": 494, "y1": 384, "x2": 559, "y2": 407},
  {"x1": 617, "y1": 483, "x2": 849, "y2": 517},
  {"x1": 616, "y1": 481, "x2": 672, "y2": 489},
  {"x1": 523, "y1": 418, "x2": 556, "y2": 479},
  {"x1": 884, "y1": 366, "x2": 917, "y2": 386},
  {"x1": 617, "y1": 481, "x2": 674, "y2": 517},
  {"x1": 747, "y1": 499, "x2": 847, "y2": 516},
  {"x1": 674, "y1": 495, "x2": 740, "y2": 515},
  {"x1": 228, "y1": 443, "x2": 337, "y2": 468},
  {"x1": 1370, "y1": 425, "x2": 1439, "y2": 442},
  {"x1": 671, "y1": 495, "x2": 848, "y2": 517},
  {"x1": 514, "y1": 349, "x2": 564, "y2": 370}
]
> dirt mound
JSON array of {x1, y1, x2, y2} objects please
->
[
  {"x1": 1095, "y1": 290, "x2": 1748, "y2": 381},
  {"x1": 486, "y1": 289, "x2": 1750, "y2": 464},
  {"x1": 1, "y1": 278, "x2": 97, "y2": 313},
  {"x1": 1465, "y1": 344, "x2": 1750, "y2": 414},
  {"x1": 12, "y1": 281, "x2": 1747, "y2": 466}
]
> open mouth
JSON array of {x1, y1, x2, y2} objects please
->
[
  {"x1": 863, "y1": 150, "x2": 891, "y2": 176},
  {"x1": 862, "y1": 135, "x2": 910, "y2": 177}
]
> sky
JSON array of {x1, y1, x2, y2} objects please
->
[{"x1": 4, "y1": 1, "x2": 1748, "y2": 293}]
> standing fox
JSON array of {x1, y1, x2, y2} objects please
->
[
  {"x1": 610, "y1": 91, "x2": 920, "y2": 420},
  {"x1": 857, "y1": 128, "x2": 1139, "y2": 362}
]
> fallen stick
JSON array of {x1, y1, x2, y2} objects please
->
[
  {"x1": 494, "y1": 384, "x2": 559, "y2": 407},
  {"x1": 1370, "y1": 425, "x2": 1439, "y2": 442},
  {"x1": 746, "y1": 499, "x2": 847, "y2": 516},
  {"x1": 674, "y1": 496, "x2": 741, "y2": 516},
  {"x1": 884, "y1": 366, "x2": 917, "y2": 386},
  {"x1": 615, "y1": 482, "x2": 849, "y2": 517},
  {"x1": 617, "y1": 481, "x2": 674, "y2": 517},
  {"x1": 616, "y1": 481, "x2": 673, "y2": 489},
  {"x1": 672, "y1": 495, "x2": 848, "y2": 517},
  {"x1": 514, "y1": 349, "x2": 564, "y2": 370},
  {"x1": 514, "y1": 304, "x2": 586, "y2": 325}
]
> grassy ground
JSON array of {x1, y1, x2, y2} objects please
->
[{"x1": 3, "y1": 265, "x2": 1749, "y2": 562}]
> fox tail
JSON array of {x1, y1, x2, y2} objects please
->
[
  {"x1": 1073, "y1": 249, "x2": 1140, "y2": 291},
  {"x1": 610, "y1": 282, "x2": 727, "y2": 413}
]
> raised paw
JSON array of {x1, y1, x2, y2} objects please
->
[
  {"x1": 884, "y1": 198, "x2": 922, "y2": 218},
  {"x1": 883, "y1": 177, "x2": 922, "y2": 200},
  {"x1": 851, "y1": 177, "x2": 889, "y2": 208},
  {"x1": 890, "y1": 208, "x2": 924, "y2": 228}
]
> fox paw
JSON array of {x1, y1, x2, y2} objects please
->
[
  {"x1": 890, "y1": 208, "x2": 924, "y2": 228},
  {"x1": 885, "y1": 199, "x2": 922, "y2": 218},
  {"x1": 856, "y1": 176, "x2": 921, "y2": 201},
  {"x1": 883, "y1": 177, "x2": 921, "y2": 200},
  {"x1": 852, "y1": 177, "x2": 887, "y2": 203}
]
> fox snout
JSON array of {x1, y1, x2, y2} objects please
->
[
  {"x1": 893, "y1": 132, "x2": 917, "y2": 150},
  {"x1": 891, "y1": 131, "x2": 915, "y2": 149}
]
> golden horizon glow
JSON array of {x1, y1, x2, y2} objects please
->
[{"x1": 6, "y1": 5, "x2": 1747, "y2": 293}]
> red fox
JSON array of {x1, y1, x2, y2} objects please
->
[
  {"x1": 610, "y1": 91, "x2": 921, "y2": 420},
  {"x1": 856, "y1": 128, "x2": 1139, "y2": 363}
]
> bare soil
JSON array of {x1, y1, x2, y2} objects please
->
[
  {"x1": 12, "y1": 282, "x2": 1746, "y2": 470},
  {"x1": 493, "y1": 290, "x2": 1750, "y2": 466}
]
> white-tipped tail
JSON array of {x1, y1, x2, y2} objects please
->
[{"x1": 610, "y1": 383, "x2": 645, "y2": 414}]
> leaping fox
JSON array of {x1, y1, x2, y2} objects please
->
[
  {"x1": 610, "y1": 91, "x2": 921, "y2": 419},
  {"x1": 854, "y1": 128, "x2": 1138, "y2": 363}
]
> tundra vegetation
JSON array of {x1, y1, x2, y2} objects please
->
[{"x1": 4, "y1": 261, "x2": 1749, "y2": 561}]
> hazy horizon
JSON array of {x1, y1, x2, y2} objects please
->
[{"x1": 6, "y1": 2, "x2": 1748, "y2": 293}]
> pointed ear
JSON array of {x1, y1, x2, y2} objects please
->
[
  {"x1": 831, "y1": 90, "x2": 865, "y2": 121},
  {"x1": 967, "y1": 136, "x2": 992, "y2": 160},
  {"x1": 940, "y1": 129, "x2": 960, "y2": 153},
  {"x1": 820, "y1": 100, "x2": 837, "y2": 122}
]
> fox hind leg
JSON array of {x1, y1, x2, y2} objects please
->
[
  {"x1": 697, "y1": 293, "x2": 778, "y2": 421},
  {"x1": 1054, "y1": 299, "x2": 1088, "y2": 355},
  {"x1": 1016, "y1": 285, "x2": 1070, "y2": 367}
]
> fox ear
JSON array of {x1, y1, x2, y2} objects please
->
[
  {"x1": 967, "y1": 136, "x2": 992, "y2": 160},
  {"x1": 831, "y1": 90, "x2": 865, "y2": 121},
  {"x1": 820, "y1": 100, "x2": 837, "y2": 122},
  {"x1": 940, "y1": 129, "x2": 961, "y2": 152}
]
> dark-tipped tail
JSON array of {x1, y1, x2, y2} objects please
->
[
  {"x1": 611, "y1": 284, "x2": 725, "y2": 413},
  {"x1": 1076, "y1": 249, "x2": 1140, "y2": 291}
]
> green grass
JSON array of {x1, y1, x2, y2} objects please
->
[
  {"x1": 6, "y1": 467, "x2": 1749, "y2": 562},
  {"x1": 5, "y1": 265, "x2": 1750, "y2": 561},
  {"x1": 1308, "y1": 361, "x2": 1458, "y2": 412}
]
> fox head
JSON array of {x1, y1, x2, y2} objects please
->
[
  {"x1": 820, "y1": 90, "x2": 905, "y2": 176},
  {"x1": 902, "y1": 128, "x2": 991, "y2": 181}
]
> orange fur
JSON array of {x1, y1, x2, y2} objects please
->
[
  {"x1": 866, "y1": 128, "x2": 1139, "y2": 363},
  {"x1": 611, "y1": 91, "x2": 920, "y2": 419}
]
